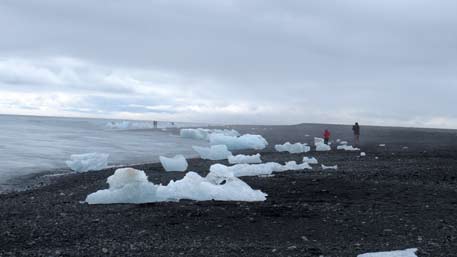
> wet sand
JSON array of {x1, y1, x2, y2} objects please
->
[{"x1": 1, "y1": 124, "x2": 457, "y2": 256}]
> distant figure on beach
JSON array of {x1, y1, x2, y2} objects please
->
[
  {"x1": 352, "y1": 122, "x2": 360, "y2": 146},
  {"x1": 153, "y1": 120, "x2": 158, "y2": 129},
  {"x1": 323, "y1": 129, "x2": 331, "y2": 145}
]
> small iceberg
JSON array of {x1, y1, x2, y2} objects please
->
[
  {"x1": 209, "y1": 133, "x2": 268, "y2": 150},
  {"x1": 275, "y1": 142, "x2": 310, "y2": 154},
  {"x1": 192, "y1": 145, "x2": 232, "y2": 160},
  {"x1": 65, "y1": 153, "x2": 109, "y2": 172},
  {"x1": 159, "y1": 155, "x2": 188, "y2": 172}
]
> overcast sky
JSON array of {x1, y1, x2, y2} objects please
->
[{"x1": 0, "y1": 0, "x2": 456, "y2": 128}]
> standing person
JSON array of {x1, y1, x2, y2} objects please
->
[
  {"x1": 352, "y1": 122, "x2": 360, "y2": 146},
  {"x1": 323, "y1": 129, "x2": 331, "y2": 145}
]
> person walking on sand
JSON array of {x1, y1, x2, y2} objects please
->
[
  {"x1": 323, "y1": 129, "x2": 331, "y2": 145},
  {"x1": 352, "y1": 122, "x2": 360, "y2": 146}
]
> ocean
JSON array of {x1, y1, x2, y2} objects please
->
[{"x1": 0, "y1": 115, "x2": 209, "y2": 192}]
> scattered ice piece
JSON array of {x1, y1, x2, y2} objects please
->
[
  {"x1": 86, "y1": 167, "x2": 267, "y2": 204},
  {"x1": 336, "y1": 139, "x2": 341, "y2": 142},
  {"x1": 339, "y1": 141, "x2": 348, "y2": 145},
  {"x1": 337, "y1": 145, "x2": 360, "y2": 151},
  {"x1": 375, "y1": 156, "x2": 379, "y2": 160},
  {"x1": 315, "y1": 143, "x2": 331, "y2": 151},
  {"x1": 360, "y1": 152, "x2": 366, "y2": 157},
  {"x1": 302, "y1": 156, "x2": 318, "y2": 164},
  {"x1": 192, "y1": 145, "x2": 232, "y2": 160},
  {"x1": 209, "y1": 134, "x2": 268, "y2": 150},
  {"x1": 275, "y1": 142, "x2": 310, "y2": 154},
  {"x1": 402, "y1": 146, "x2": 409, "y2": 150},
  {"x1": 357, "y1": 248, "x2": 418, "y2": 257},
  {"x1": 228, "y1": 153, "x2": 262, "y2": 164},
  {"x1": 65, "y1": 153, "x2": 109, "y2": 172},
  {"x1": 210, "y1": 161, "x2": 312, "y2": 177},
  {"x1": 305, "y1": 134, "x2": 310, "y2": 137},
  {"x1": 321, "y1": 164, "x2": 338, "y2": 170},
  {"x1": 159, "y1": 155, "x2": 188, "y2": 172},
  {"x1": 379, "y1": 144, "x2": 386, "y2": 147}
]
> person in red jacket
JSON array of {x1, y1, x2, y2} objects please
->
[{"x1": 323, "y1": 129, "x2": 331, "y2": 145}]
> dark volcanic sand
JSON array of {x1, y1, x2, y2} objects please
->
[{"x1": 1, "y1": 124, "x2": 457, "y2": 257}]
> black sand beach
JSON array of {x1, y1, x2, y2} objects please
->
[{"x1": 2, "y1": 124, "x2": 457, "y2": 256}]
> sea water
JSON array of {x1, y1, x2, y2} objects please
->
[{"x1": 0, "y1": 115, "x2": 209, "y2": 192}]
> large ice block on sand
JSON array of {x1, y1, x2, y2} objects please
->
[
  {"x1": 357, "y1": 248, "x2": 418, "y2": 257},
  {"x1": 275, "y1": 142, "x2": 310, "y2": 154},
  {"x1": 192, "y1": 145, "x2": 232, "y2": 160},
  {"x1": 65, "y1": 153, "x2": 109, "y2": 172},
  {"x1": 228, "y1": 153, "x2": 262, "y2": 164},
  {"x1": 159, "y1": 155, "x2": 188, "y2": 172},
  {"x1": 209, "y1": 133, "x2": 268, "y2": 150},
  {"x1": 85, "y1": 167, "x2": 266, "y2": 204}
]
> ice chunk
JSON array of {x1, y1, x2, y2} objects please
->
[
  {"x1": 210, "y1": 161, "x2": 311, "y2": 177},
  {"x1": 212, "y1": 129, "x2": 240, "y2": 137},
  {"x1": 179, "y1": 128, "x2": 240, "y2": 141},
  {"x1": 337, "y1": 145, "x2": 360, "y2": 151},
  {"x1": 86, "y1": 167, "x2": 266, "y2": 204},
  {"x1": 86, "y1": 168, "x2": 159, "y2": 204},
  {"x1": 158, "y1": 171, "x2": 266, "y2": 202},
  {"x1": 336, "y1": 139, "x2": 341, "y2": 142},
  {"x1": 228, "y1": 153, "x2": 262, "y2": 164},
  {"x1": 65, "y1": 153, "x2": 109, "y2": 172},
  {"x1": 314, "y1": 137, "x2": 324, "y2": 145},
  {"x1": 209, "y1": 134, "x2": 268, "y2": 150},
  {"x1": 360, "y1": 152, "x2": 366, "y2": 157},
  {"x1": 192, "y1": 145, "x2": 232, "y2": 160},
  {"x1": 283, "y1": 161, "x2": 312, "y2": 171},
  {"x1": 315, "y1": 143, "x2": 331, "y2": 151},
  {"x1": 379, "y1": 144, "x2": 386, "y2": 147},
  {"x1": 275, "y1": 142, "x2": 310, "y2": 154},
  {"x1": 159, "y1": 155, "x2": 188, "y2": 172},
  {"x1": 339, "y1": 141, "x2": 348, "y2": 145},
  {"x1": 180, "y1": 128, "x2": 212, "y2": 140},
  {"x1": 321, "y1": 164, "x2": 338, "y2": 170},
  {"x1": 357, "y1": 248, "x2": 418, "y2": 257},
  {"x1": 303, "y1": 156, "x2": 318, "y2": 164}
]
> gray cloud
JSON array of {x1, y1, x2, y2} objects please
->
[{"x1": 0, "y1": 0, "x2": 456, "y2": 127}]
